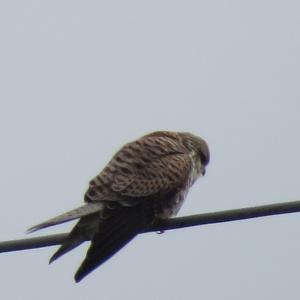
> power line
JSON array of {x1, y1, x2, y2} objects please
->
[{"x1": 1, "y1": 199, "x2": 300, "y2": 253}]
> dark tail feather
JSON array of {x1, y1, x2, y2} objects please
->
[
  {"x1": 49, "y1": 226, "x2": 85, "y2": 264},
  {"x1": 74, "y1": 206, "x2": 151, "y2": 283},
  {"x1": 50, "y1": 213, "x2": 100, "y2": 264}
]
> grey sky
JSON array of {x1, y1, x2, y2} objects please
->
[{"x1": 1, "y1": 1, "x2": 300, "y2": 299}]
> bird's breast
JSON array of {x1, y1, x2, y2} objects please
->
[
  {"x1": 188, "y1": 152, "x2": 203, "y2": 187},
  {"x1": 153, "y1": 187, "x2": 189, "y2": 219}
]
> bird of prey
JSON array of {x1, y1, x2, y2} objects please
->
[{"x1": 28, "y1": 131, "x2": 210, "y2": 282}]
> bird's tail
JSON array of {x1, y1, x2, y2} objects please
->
[
  {"x1": 49, "y1": 213, "x2": 100, "y2": 263},
  {"x1": 74, "y1": 204, "x2": 152, "y2": 282},
  {"x1": 27, "y1": 203, "x2": 103, "y2": 233}
]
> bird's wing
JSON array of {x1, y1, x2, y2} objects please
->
[
  {"x1": 85, "y1": 134, "x2": 192, "y2": 202},
  {"x1": 111, "y1": 152, "x2": 191, "y2": 197}
]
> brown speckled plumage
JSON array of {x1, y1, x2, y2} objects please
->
[{"x1": 28, "y1": 131, "x2": 209, "y2": 282}]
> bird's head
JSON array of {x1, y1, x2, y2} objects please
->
[{"x1": 180, "y1": 132, "x2": 210, "y2": 174}]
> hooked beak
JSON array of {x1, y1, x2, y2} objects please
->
[{"x1": 201, "y1": 166, "x2": 206, "y2": 176}]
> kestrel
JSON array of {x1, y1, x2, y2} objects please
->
[{"x1": 28, "y1": 131, "x2": 210, "y2": 282}]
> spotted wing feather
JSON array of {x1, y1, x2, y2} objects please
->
[{"x1": 85, "y1": 133, "x2": 191, "y2": 202}]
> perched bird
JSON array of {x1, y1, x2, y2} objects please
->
[{"x1": 28, "y1": 131, "x2": 210, "y2": 282}]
